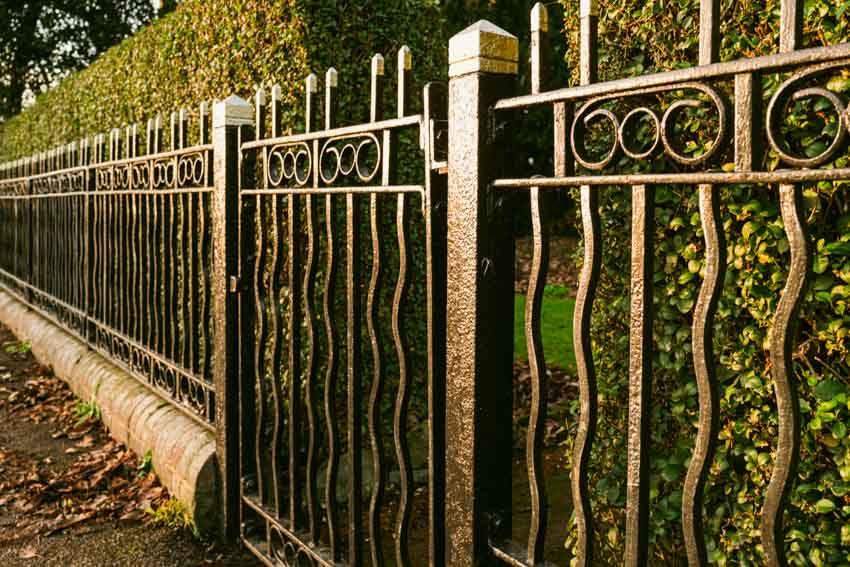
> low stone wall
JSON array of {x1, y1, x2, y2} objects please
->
[{"x1": 0, "y1": 290, "x2": 219, "y2": 535}]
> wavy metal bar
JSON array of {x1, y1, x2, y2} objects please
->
[
  {"x1": 393, "y1": 192, "x2": 411, "y2": 567},
  {"x1": 254, "y1": 195, "x2": 269, "y2": 504},
  {"x1": 682, "y1": 184, "x2": 725, "y2": 566},
  {"x1": 303, "y1": 193, "x2": 319, "y2": 542},
  {"x1": 571, "y1": 184, "x2": 599, "y2": 567},
  {"x1": 525, "y1": 187, "x2": 549, "y2": 565},
  {"x1": 269, "y1": 194, "x2": 285, "y2": 516},
  {"x1": 201, "y1": 191, "x2": 213, "y2": 382},
  {"x1": 625, "y1": 184, "x2": 653, "y2": 567},
  {"x1": 181, "y1": 192, "x2": 191, "y2": 368},
  {"x1": 366, "y1": 191, "x2": 385, "y2": 567},
  {"x1": 762, "y1": 183, "x2": 810, "y2": 567},
  {"x1": 288, "y1": 189, "x2": 303, "y2": 528},
  {"x1": 323, "y1": 193, "x2": 340, "y2": 560},
  {"x1": 346, "y1": 190, "x2": 363, "y2": 567}
]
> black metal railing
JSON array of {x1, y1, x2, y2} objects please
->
[
  {"x1": 0, "y1": 0, "x2": 848, "y2": 564},
  {"x1": 444, "y1": 1, "x2": 849, "y2": 567},
  {"x1": 0, "y1": 107, "x2": 216, "y2": 428}
]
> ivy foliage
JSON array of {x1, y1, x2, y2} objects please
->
[{"x1": 554, "y1": 0, "x2": 850, "y2": 564}]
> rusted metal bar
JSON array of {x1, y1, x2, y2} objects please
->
[
  {"x1": 682, "y1": 184, "x2": 726, "y2": 566},
  {"x1": 762, "y1": 184, "x2": 811, "y2": 567},
  {"x1": 625, "y1": 184, "x2": 653, "y2": 567}
]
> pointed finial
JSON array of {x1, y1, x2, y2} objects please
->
[
  {"x1": 372, "y1": 53, "x2": 385, "y2": 76},
  {"x1": 325, "y1": 67, "x2": 338, "y2": 88},
  {"x1": 531, "y1": 3, "x2": 548, "y2": 32},
  {"x1": 306, "y1": 73, "x2": 318, "y2": 93},
  {"x1": 398, "y1": 45, "x2": 412, "y2": 70}
]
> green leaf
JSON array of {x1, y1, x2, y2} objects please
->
[{"x1": 814, "y1": 499, "x2": 836, "y2": 514}]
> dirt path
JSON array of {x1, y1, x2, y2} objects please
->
[{"x1": 0, "y1": 326, "x2": 258, "y2": 567}]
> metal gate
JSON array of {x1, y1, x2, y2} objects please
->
[{"x1": 213, "y1": 50, "x2": 448, "y2": 567}]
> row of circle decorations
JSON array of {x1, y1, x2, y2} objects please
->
[
  {"x1": 571, "y1": 63, "x2": 850, "y2": 171},
  {"x1": 94, "y1": 327, "x2": 213, "y2": 421},
  {"x1": 93, "y1": 152, "x2": 209, "y2": 191},
  {"x1": 265, "y1": 133, "x2": 382, "y2": 188}
]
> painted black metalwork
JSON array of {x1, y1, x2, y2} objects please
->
[
  {"x1": 0, "y1": 106, "x2": 217, "y2": 429},
  {"x1": 234, "y1": 46, "x2": 447, "y2": 567},
  {"x1": 449, "y1": 0, "x2": 841, "y2": 565}
]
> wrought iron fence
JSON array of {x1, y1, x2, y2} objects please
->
[
  {"x1": 0, "y1": 0, "x2": 848, "y2": 565},
  {"x1": 444, "y1": 2, "x2": 850, "y2": 567},
  {"x1": 209, "y1": 48, "x2": 448, "y2": 567},
  {"x1": 0, "y1": 108, "x2": 217, "y2": 428}
]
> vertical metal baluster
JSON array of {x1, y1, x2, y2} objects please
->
[
  {"x1": 764, "y1": 6, "x2": 804, "y2": 565},
  {"x1": 780, "y1": 0, "x2": 803, "y2": 53},
  {"x1": 572, "y1": 1, "x2": 600, "y2": 564},
  {"x1": 132, "y1": 125, "x2": 141, "y2": 345},
  {"x1": 423, "y1": 80, "x2": 448, "y2": 567},
  {"x1": 762, "y1": 184, "x2": 810, "y2": 567},
  {"x1": 187, "y1": 157, "x2": 196, "y2": 375},
  {"x1": 269, "y1": 161, "x2": 286, "y2": 519},
  {"x1": 157, "y1": 115, "x2": 168, "y2": 356},
  {"x1": 684, "y1": 5, "x2": 723, "y2": 565},
  {"x1": 323, "y1": 67, "x2": 341, "y2": 561},
  {"x1": 180, "y1": 108, "x2": 191, "y2": 372},
  {"x1": 366, "y1": 53, "x2": 386, "y2": 567},
  {"x1": 168, "y1": 113, "x2": 179, "y2": 363},
  {"x1": 102, "y1": 136, "x2": 110, "y2": 341},
  {"x1": 683, "y1": 184, "x2": 725, "y2": 567},
  {"x1": 345, "y1": 64, "x2": 364, "y2": 567},
  {"x1": 116, "y1": 129, "x2": 126, "y2": 340},
  {"x1": 303, "y1": 73, "x2": 320, "y2": 543},
  {"x1": 528, "y1": 7, "x2": 550, "y2": 563},
  {"x1": 274, "y1": 81, "x2": 303, "y2": 531},
  {"x1": 393, "y1": 45, "x2": 412, "y2": 567},
  {"x1": 253, "y1": 87, "x2": 269, "y2": 507},
  {"x1": 145, "y1": 119, "x2": 155, "y2": 350},
  {"x1": 625, "y1": 184, "x2": 653, "y2": 567}
]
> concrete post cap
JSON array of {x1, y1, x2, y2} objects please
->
[
  {"x1": 213, "y1": 95, "x2": 253, "y2": 128},
  {"x1": 448, "y1": 20, "x2": 518, "y2": 78}
]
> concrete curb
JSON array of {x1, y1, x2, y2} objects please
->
[{"x1": 0, "y1": 290, "x2": 219, "y2": 536}]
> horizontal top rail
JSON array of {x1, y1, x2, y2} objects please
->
[
  {"x1": 0, "y1": 143, "x2": 213, "y2": 184},
  {"x1": 493, "y1": 44, "x2": 850, "y2": 111},
  {"x1": 240, "y1": 114, "x2": 423, "y2": 151}
]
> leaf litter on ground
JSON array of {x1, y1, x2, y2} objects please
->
[{"x1": 0, "y1": 372, "x2": 171, "y2": 545}]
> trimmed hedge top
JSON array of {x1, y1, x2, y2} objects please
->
[{"x1": 0, "y1": 0, "x2": 447, "y2": 159}]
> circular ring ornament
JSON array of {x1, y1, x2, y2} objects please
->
[
  {"x1": 660, "y1": 85, "x2": 727, "y2": 166},
  {"x1": 571, "y1": 107, "x2": 621, "y2": 170},
  {"x1": 319, "y1": 134, "x2": 381, "y2": 184},
  {"x1": 618, "y1": 107, "x2": 661, "y2": 160},
  {"x1": 767, "y1": 85, "x2": 848, "y2": 168},
  {"x1": 268, "y1": 143, "x2": 311, "y2": 187}
]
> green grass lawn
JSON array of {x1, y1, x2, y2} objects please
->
[{"x1": 513, "y1": 285, "x2": 576, "y2": 370}]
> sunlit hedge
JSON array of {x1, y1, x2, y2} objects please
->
[{"x1": 0, "y1": 0, "x2": 446, "y2": 159}]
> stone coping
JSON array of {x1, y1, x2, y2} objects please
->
[{"x1": 0, "y1": 290, "x2": 218, "y2": 536}]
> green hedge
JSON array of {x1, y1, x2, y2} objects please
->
[
  {"x1": 556, "y1": 0, "x2": 850, "y2": 564},
  {"x1": 0, "y1": 0, "x2": 447, "y2": 159}
]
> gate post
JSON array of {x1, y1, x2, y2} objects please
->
[
  {"x1": 445, "y1": 21, "x2": 518, "y2": 566},
  {"x1": 211, "y1": 95, "x2": 253, "y2": 542}
]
